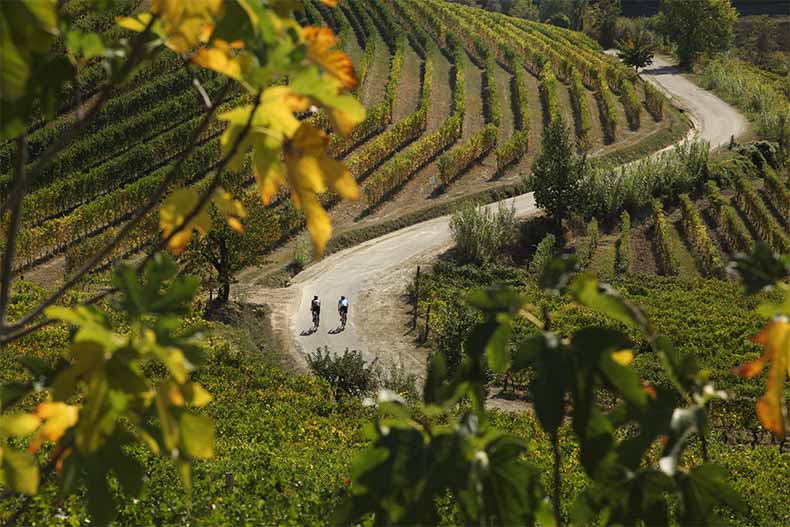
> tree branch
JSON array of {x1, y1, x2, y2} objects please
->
[
  {"x1": 0, "y1": 85, "x2": 260, "y2": 345},
  {"x1": 0, "y1": 135, "x2": 29, "y2": 325},
  {"x1": 0, "y1": 80, "x2": 233, "y2": 340}
]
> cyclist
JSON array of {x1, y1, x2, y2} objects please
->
[
  {"x1": 310, "y1": 295, "x2": 321, "y2": 327},
  {"x1": 338, "y1": 296, "x2": 349, "y2": 328}
]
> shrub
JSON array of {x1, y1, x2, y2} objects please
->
[
  {"x1": 734, "y1": 176, "x2": 790, "y2": 253},
  {"x1": 679, "y1": 194, "x2": 723, "y2": 277},
  {"x1": 621, "y1": 79, "x2": 642, "y2": 130},
  {"x1": 763, "y1": 167, "x2": 789, "y2": 221},
  {"x1": 528, "y1": 233, "x2": 557, "y2": 278},
  {"x1": 644, "y1": 81, "x2": 664, "y2": 121},
  {"x1": 450, "y1": 201, "x2": 517, "y2": 264},
  {"x1": 307, "y1": 347, "x2": 379, "y2": 398},
  {"x1": 576, "y1": 218, "x2": 600, "y2": 269},
  {"x1": 615, "y1": 210, "x2": 631, "y2": 273},
  {"x1": 706, "y1": 180, "x2": 754, "y2": 254},
  {"x1": 581, "y1": 140, "x2": 709, "y2": 219},
  {"x1": 651, "y1": 199, "x2": 679, "y2": 275},
  {"x1": 569, "y1": 67, "x2": 591, "y2": 145}
]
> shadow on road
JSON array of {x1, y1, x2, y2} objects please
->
[
  {"x1": 328, "y1": 326, "x2": 346, "y2": 334},
  {"x1": 300, "y1": 326, "x2": 318, "y2": 336},
  {"x1": 642, "y1": 65, "x2": 682, "y2": 76}
]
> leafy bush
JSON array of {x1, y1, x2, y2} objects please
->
[
  {"x1": 615, "y1": 210, "x2": 631, "y2": 273},
  {"x1": 763, "y1": 167, "x2": 789, "y2": 221},
  {"x1": 528, "y1": 233, "x2": 557, "y2": 277},
  {"x1": 450, "y1": 201, "x2": 517, "y2": 264},
  {"x1": 706, "y1": 180, "x2": 754, "y2": 253},
  {"x1": 621, "y1": 79, "x2": 642, "y2": 130},
  {"x1": 699, "y1": 55, "x2": 790, "y2": 153},
  {"x1": 576, "y1": 218, "x2": 600, "y2": 269},
  {"x1": 679, "y1": 194, "x2": 724, "y2": 277},
  {"x1": 644, "y1": 81, "x2": 664, "y2": 121},
  {"x1": 581, "y1": 140, "x2": 710, "y2": 219},
  {"x1": 651, "y1": 199, "x2": 680, "y2": 275},
  {"x1": 307, "y1": 347, "x2": 379, "y2": 398},
  {"x1": 734, "y1": 176, "x2": 790, "y2": 253}
]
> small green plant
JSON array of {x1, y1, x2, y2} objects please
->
[
  {"x1": 528, "y1": 232, "x2": 557, "y2": 278},
  {"x1": 287, "y1": 241, "x2": 308, "y2": 274},
  {"x1": 576, "y1": 217, "x2": 600, "y2": 269},
  {"x1": 615, "y1": 210, "x2": 632, "y2": 273},
  {"x1": 306, "y1": 347, "x2": 379, "y2": 399},
  {"x1": 450, "y1": 201, "x2": 517, "y2": 265},
  {"x1": 652, "y1": 199, "x2": 680, "y2": 275}
]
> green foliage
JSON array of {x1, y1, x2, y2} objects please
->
[
  {"x1": 482, "y1": 49, "x2": 502, "y2": 126},
  {"x1": 706, "y1": 180, "x2": 754, "y2": 254},
  {"x1": 679, "y1": 194, "x2": 724, "y2": 277},
  {"x1": 659, "y1": 0, "x2": 739, "y2": 64},
  {"x1": 615, "y1": 210, "x2": 631, "y2": 274},
  {"x1": 307, "y1": 347, "x2": 379, "y2": 399},
  {"x1": 531, "y1": 118, "x2": 584, "y2": 225},
  {"x1": 763, "y1": 167, "x2": 789, "y2": 221},
  {"x1": 735, "y1": 176, "x2": 790, "y2": 254},
  {"x1": 644, "y1": 81, "x2": 665, "y2": 121},
  {"x1": 1, "y1": 255, "x2": 211, "y2": 523},
  {"x1": 438, "y1": 125, "x2": 497, "y2": 187},
  {"x1": 621, "y1": 79, "x2": 642, "y2": 131},
  {"x1": 450, "y1": 201, "x2": 518, "y2": 265},
  {"x1": 576, "y1": 218, "x2": 600, "y2": 269},
  {"x1": 616, "y1": 31, "x2": 656, "y2": 71},
  {"x1": 596, "y1": 74, "x2": 619, "y2": 143},
  {"x1": 528, "y1": 233, "x2": 557, "y2": 278},
  {"x1": 651, "y1": 199, "x2": 680, "y2": 275},
  {"x1": 569, "y1": 67, "x2": 591, "y2": 146},
  {"x1": 581, "y1": 140, "x2": 710, "y2": 220},
  {"x1": 345, "y1": 267, "x2": 749, "y2": 526},
  {"x1": 540, "y1": 64, "x2": 562, "y2": 125},
  {"x1": 699, "y1": 55, "x2": 790, "y2": 152}
]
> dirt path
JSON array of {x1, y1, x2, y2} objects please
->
[{"x1": 242, "y1": 55, "x2": 749, "y2": 376}]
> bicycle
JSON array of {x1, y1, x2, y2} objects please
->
[{"x1": 339, "y1": 308, "x2": 347, "y2": 328}]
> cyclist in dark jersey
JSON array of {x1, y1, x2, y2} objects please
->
[
  {"x1": 338, "y1": 296, "x2": 349, "y2": 328},
  {"x1": 310, "y1": 295, "x2": 321, "y2": 327}
]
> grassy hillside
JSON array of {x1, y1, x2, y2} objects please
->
[{"x1": 0, "y1": 0, "x2": 689, "y2": 283}]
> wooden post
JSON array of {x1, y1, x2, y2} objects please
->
[
  {"x1": 412, "y1": 266, "x2": 421, "y2": 329},
  {"x1": 225, "y1": 471, "x2": 234, "y2": 490}
]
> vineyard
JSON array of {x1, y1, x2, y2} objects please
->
[{"x1": 0, "y1": 0, "x2": 689, "y2": 282}]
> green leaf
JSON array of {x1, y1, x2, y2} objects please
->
[
  {"x1": 679, "y1": 464, "x2": 746, "y2": 526},
  {"x1": 524, "y1": 334, "x2": 567, "y2": 435},
  {"x1": 0, "y1": 446, "x2": 39, "y2": 495},
  {"x1": 180, "y1": 412, "x2": 214, "y2": 459},
  {"x1": 85, "y1": 463, "x2": 116, "y2": 526},
  {"x1": 0, "y1": 381, "x2": 32, "y2": 409},
  {"x1": 730, "y1": 244, "x2": 790, "y2": 295}
]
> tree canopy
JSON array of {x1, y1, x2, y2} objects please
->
[{"x1": 659, "y1": 0, "x2": 739, "y2": 64}]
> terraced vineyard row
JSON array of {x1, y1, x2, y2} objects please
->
[
  {"x1": 3, "y1": 0, "x2": 682, "y2": 279},
  {"x1": 592, "y1": 162, "x2": 789, "y2": 278}
]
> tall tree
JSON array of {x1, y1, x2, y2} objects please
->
[
  {"x1": 659, "y1": 0, "x2": 738, "y2": 65},
  {"x1": 509, "y1": 0, "x2": 540, "y2": 19},
  {"x1": 592, "y1": 0, "x2": 621, "y2": 48},
  {"x1": 531, "y1": 118, "x2": 584, "y2": 226}
]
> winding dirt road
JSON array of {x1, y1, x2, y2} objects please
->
[{"x1": 241, "y1": 54, "x2": 748, "y2": 376}]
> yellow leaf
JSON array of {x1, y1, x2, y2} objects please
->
[
  {"x1": 734, "y1": 319, "x2": 790, "y2": 437},
  {"x1": 151, "y1": 0, "x2": 222, "y2": 53},
  {"x1": 160, "y1": 188, "x2": 213, "y2": 255},
  {"x1": 0, "y1": 414, "x2": 41, "y2": 438},
  {"x1": 318, "y1": 0, "x2": 337, "y2": 6},
  {"x1": 252, "y1": 145, "x2": 285, "y2": 204},
  {"x1": 0, "y1": 446, "x2": 39, "y2": 495},
  {"x1": 211, "y1": 187, "x2": 247, "y2": 233},
  {"x1": 191, "y1": 39, "x2": 248, "y2": 81},
  {"x1": 611, "y1": 349, "x2": 634, "y2": 366},
  {"x1": 116, "y1": 12, "x2": 153, "y2": 32},
  {"x1": 283, "y1": 123, "x2": 359, "y2": 257},
  {"x1": 182, "y1": 382, "x2": 213, "y2": 407},
  {"x1": 29, "y1": 402, "x2": 79, "y2": 453},
  {"x1": 302, "y1": 26, "x2": 358, "y2": 90}
]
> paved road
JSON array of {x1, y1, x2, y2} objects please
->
[{"x1": 251, "y1": 54, "x2": 748, "y2": 371}]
